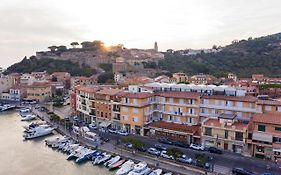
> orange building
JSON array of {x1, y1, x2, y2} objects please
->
[{"x1": 247, "y1": 113, "x2": 281, "y2": 160}]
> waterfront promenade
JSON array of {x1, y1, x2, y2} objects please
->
[{"x1": 32, "y1": 108, "x2": 203, "y2": 175}]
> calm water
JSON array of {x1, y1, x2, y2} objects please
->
[{"x1": 0, "y1": 112, "x2": 114, "y2": 175}]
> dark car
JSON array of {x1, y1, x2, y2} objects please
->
[
  {"x1": 174, "y1": 141, "x2": 188, "y2": 148},
  {"x1": 154, "y1": 144, "x2": 167, "y2": 151},
  {"x1": 158, "y1": 138, "x2": 173, "y2": 145},
  {"x1": 100, "y1": 137, "x2": 110, "y2": 142},
  {"x1": 232, "y1": 168, "x2": 255, "y2": 175},
  {"x1": 208, "y1": 147, "x2": 223, "y2": 154},
  {"x1": 137, "y1": 146, "x2": 147, "y2": 152}
]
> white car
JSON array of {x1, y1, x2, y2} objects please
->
[
  {"x1": 176, "y1": 154, "x2": 193, "y2": 164},
  {"x1": 190, "y1": 143, "x2": 204, "y2": 151},
  {"x1": 160, "y1": 151, "x2": 174, "y2": 160},
  {"x1": 88, "y1": 124, "x2": 97, "y2": 130},
  {"x1": 117, "y1": 130, "x2": 129, "y2": 136},
  {"x1": 108, "y1": 128, "x2": 118, "y2": 134},
  {"x1": 147, "y1": 148, "x2": 160, "y2": 156}
]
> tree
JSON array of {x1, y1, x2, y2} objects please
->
[
  {"x1": 167, "y1": 147, "x2": 183, "y2": 158},
  {"x1": 48, "y1": 45, "x2": 57, "y2": 52},
  {"x1": 57, "y1": 45, "x2": 67, "y2": 52},
  {"x1": 81, "y1": 41, "x2": 93, "y2": 49},
  {"x1": 70, "y1": 42, "x2": 79, "y2": 48}
]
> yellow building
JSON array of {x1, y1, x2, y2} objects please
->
[
  {"x1": 26, "y1": 82, "x2": 51, "y2": 102},
  {"x1": 119, "y1": 92, "x2": 153, "y2": 135},
  {"x1": 201, "y1": 114, "x2": 248, "y2": 154}
]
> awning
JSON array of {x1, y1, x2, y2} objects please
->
[{"x1": 99, "y1": 121, "x2": 111, "y2": 128}]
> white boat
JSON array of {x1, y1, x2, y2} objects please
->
[
  {"x1": 104, "y1": 155, "x2": 121, "y2": 167},
  {"x1": 93, "y1": 153, "x2": 111, "y2": 165},
  {"x1": 23, "y1": 125, "x2": 54, "y2": 139},
  {"x1": 67, "y1": 146, "x2": 85, "y2": 160},
  {"x1": 116, "y1": 160, "x2": 135, "y2": 175},
  {"x1": 75, "y1": 149, "x2": 96, "y2": 163},
  {"x1": 21, "y1": 114, "x2": 36, "y2": 121},
  {"x1": 163, "y1": 172, "x2": 172, "y2": 175},
  {"x1": 20, "y1": 112, "x2": 33, "y2": 117},
  {"x1": 0, "y1": 104, "x2": 16, "y2": 112},
  {"x1": 148, "y1": 169, "x2": 162, "y2": 175},
  {"x1": 63, "y1": 143, "x2": 80, "y2": 153},
  {"x1": 128, "y1": 162, "x2": 148, "y2": 175}
]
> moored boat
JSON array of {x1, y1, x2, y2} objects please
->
[
  {"x1": 116, "y1": 160, "x2": 135, "y2": 175},
  {"x1": 109, "y1": 159, "x2": 125, "y2": 170}
]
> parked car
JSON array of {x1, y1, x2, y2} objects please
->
[
  {"x1": 232, "y1": 168, "x2": 255, "y2": 175},
  {"x1": 108, "y1": 128, "x2": 118, "y2": 134},
  {"x1": 137, "y1": 146, "x2": 147, "y2": 152},
  {"x1": 176, "y1": 154, "x2": 192, "y2": 164},
  {"x1": 160, "y1": 151, "x2": 174, "y2": 160},
  {"x1": 154, "y1": 144, "x2": 167, "y2": 151},
  {"x1": 208, "y1": 147, "x2": 222, "y2": 154},
  {"x1": 147, "y1": 148, "x2": 161, "y2": 156},
  {"x1": 88, "y1": 123, "x2": 97, "y2": 130},
  {"x1": 190, "y1": 143, "x2": 204, "y2": 151},
  {"x1": 158, "y1": 138, "x2": 173, "y2": 145},
  {"x1": 174, "y1": 141, "x2": 188, "y2": 148},
  {"x1": 117, "y1": 130, "x2": 129, "y2": 136},
  {"x1": 100, "y1": 137, "x2": 110, "y2": 142},
  {"x1": 124, "y1": 143, "x2": 133, "y2": 148}
]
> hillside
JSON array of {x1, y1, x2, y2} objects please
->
[
  {"x1": 159, "y1": 33, "x2": 281, "y2": 77},
  {"x1": 5, "y1": 56, "x2": 97, "y2": 76}
]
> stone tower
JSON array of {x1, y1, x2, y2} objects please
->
[{"x1": 154, "y1": 42, "x2": 158, "y2": 52}]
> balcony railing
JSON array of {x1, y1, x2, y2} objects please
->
[{"x1": 200, "y1": 104, "x2": 257, "y2": 113}]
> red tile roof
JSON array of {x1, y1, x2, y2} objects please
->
[
  {"x1": 203, "y1": 118, "x2": 248, "y2": 130},
  {"x1": 148, "y1": 121, "x2": 200, "y2": 135},
  {"x1": 252, "y1": 113, "x2": 281, "y2": 125},
  {"x1": 28, "y1": 82, "x2": 51, "y2": 88},
  {"x1": 202, "y1": 95, "x2": 257, "y2": 102},
  {"x1": 156, "y1": 91, "x2": 200, "y2": 99}
]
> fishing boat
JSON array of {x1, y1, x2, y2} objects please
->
[{"x1": 75, "y1": 149, "x2": 96, "y2": 163}]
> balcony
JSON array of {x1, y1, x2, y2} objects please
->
[
  {"x1": 113, "y1": 108, "x2": 120, "y2": 112},
  {"x1": 200, "y1": 104, "x2": 257, "y2": 113},
  {"x1": 253, "y1": 132, "x2": 273, "y2": 143}
]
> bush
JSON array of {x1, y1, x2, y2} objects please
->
[
  {"x1": 195, "y1": 154, "x2": 209, "y2": 164},
  {"x1": 167, "y1": 147, "x2": 183, "y2": 158}
]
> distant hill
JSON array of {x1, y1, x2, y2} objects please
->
[
  {"x1": 159, "y1": 33, "x2": 281, "y2": 77},
  {"x1": 5, "y1": 56, "x2": 97, "y2": 76}
]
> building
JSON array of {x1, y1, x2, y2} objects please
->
[
  {"x1": 26, "y1": 82, "x2": 51, "y2": 102},
  {"x1": 172, "y1": 72, "x2": 188, "y2": 83},
  {"x1": 9, "y1": 86, "x2": 26, "y2": 101},
  {"x1": 0, "y1": 74, "x2": 14, "y2": 94},
  {"x1": 189, "y1": 74, "x2": 217, "y2": 85},
  {"x1": 247, "y1": 113, "x2": 281, "y2": 160},
  {"x1": 201, "y1": 114, "x2": 249, "y2": 154},
  {"x1": 71, "y1": 76, "x2": 97, "y2": 89}
]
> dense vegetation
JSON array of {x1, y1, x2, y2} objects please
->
[
  {"x1": 257, "y1": 84, "x2": 281, "y2": 90},
  {"x1": 159, "y1": 33, "x2": 281, "y2": 77},
  {"x1": 5, "y1": 56, "x2": 97, "y2": 76}
]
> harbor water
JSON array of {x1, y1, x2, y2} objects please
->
[{"x1": 0, "y1": 111, "x2": 114, "y2": 175}]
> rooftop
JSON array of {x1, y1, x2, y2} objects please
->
[
  {"x1": 203, "y1": 118, "x2": 248, "y2": 130},
  {"x1": 156, "y1": 91, "x2": 200, "y2": 99},
  {"x1": 252, "y1": 113, "x2": 281, "y2": 125}
]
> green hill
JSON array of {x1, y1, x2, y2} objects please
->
[
  {"x1": 5, "y1": 56, "x2": 97, "y2": 76},
  {"x1": 159, "y1": 33, "x2": 281, "y2": 77}
]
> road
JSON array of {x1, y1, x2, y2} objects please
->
[{"x1": 34, "y1": 105, "x2": 281, "y2": 175}]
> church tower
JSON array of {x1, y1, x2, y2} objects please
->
[{"x1": 154, "y1": 42, "x2": 158, "y2": 52}]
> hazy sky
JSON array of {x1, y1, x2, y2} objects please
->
[{"x1": 1, "y1": 0, "x2": 281, "y2": 68}]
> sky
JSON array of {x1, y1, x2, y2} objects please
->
[{"x1": 1, "y1": 0, "x2": 281, "y2": 68}]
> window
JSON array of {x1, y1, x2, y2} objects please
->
[
  {"x1": 235, "y1": 132, "x2": 243, "y2": 141},
  {"x1": 189, "y1": 118, "x2": 192, "y2": 124},
  {"x1": 276, "y1": 107, "x2": 281, "y2": 112},
  {"x1": 133, "y1": 108, "x2": 138, "y2": 114},
  {"x1": 169, "y1": 98, "x2": 174, "y2": 103},
  {"x1": 226, "y1": 101, "x2": 232, "y2": 107},
  {"x1": 189, "y1": 108, "x2": 193, "y2": 114},
  {"x1": 189, "y1": 99, "x2": 194, "y2": 104},
  {"x1": 202, "y1": 99, "x2": 208, "y2": 105},
  {"x1": 204, "y1": 128, "x2": 212, "y2": 136},
  {"x1": 124, "y1": 98, "x2": 128, "y2": 104},
  {"x1": 237, "y1": 102, "x2": 243, "y2": 108},
  {"x1": 225, "y1": 130, "x2": 228, "y2": 139},
  {"x1": 133, "y1": 117, "x2": 139, "y2": 122},
  {"x1": 168, "y1": 115, "x2": 173, "y2": 121},
  {"x1": 258, "y1": 125, "x2": 266, "y2": 132},
  {"x1": 122, "y1": 115, "x2": 128, "y2": 121},
  {"x1": 275, "y1": 127, "x2": 281, "y2": 131},
  {"x1": 122, "y1": 107, "x2": 128, "y2": 112},
  {"x1": 201, "y1": 108, "x2": 206, "y2": 114},
  {"x1": 265, "y1": 105, "x2": 272, "y2": 112},
  {"x1": 179, "y1": 99, "x2": 184, "y2": 104}
]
